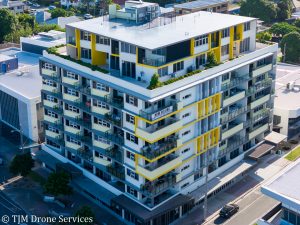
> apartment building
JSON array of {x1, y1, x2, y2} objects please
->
[{"x1": 39, "y1": 1, "x2": 277, "y2": 224}]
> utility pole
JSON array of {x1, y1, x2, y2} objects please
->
[{"x1": 203, "y1": 151, "x2": 209, "y2": 221}]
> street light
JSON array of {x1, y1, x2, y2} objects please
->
[{"x1": 10, "y1": 124, "x2": 25, "y2": 153}]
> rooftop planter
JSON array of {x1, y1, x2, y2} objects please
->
[{"x1": 46, "y1": 45, "x2": 109, "y2": 74}]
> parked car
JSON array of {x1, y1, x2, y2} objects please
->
[
  {"x1": 48, "y1": 5, "x2": 56, "y2": 10},
  {"x1": 219, "y1": 204, "x2": 239, "y2": 218},
  {"x1": 84, "y1": 13, "x2": 93, "y2": 20},
  {"x1": 32, "y1": 3, "x2": 40, "y2": 7}
]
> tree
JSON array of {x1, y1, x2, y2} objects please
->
[
  {"x1": 270, "y1": 22, "x2": 299, "y2": 37},
  {"x1": 240, "y1": 0, "x2": 277, "y2": 23},
  {"x1": 50, "y1": 8, "x2": 74, "y2": 18},
  {"x1": 148, "y1": 73, "x2": 162, "y2": 90},
  {"x1": 256, "y1": 31, "x2": 272, "y2": 43},
  {"x1": 277, "y1": 0, "x2": 293, "y2": 21},
  {"x1": 294, "y1": 19, "x2": 300, "y2": 28},
  {"x1": 206, "y1": 51, "x2": 218, "y2": 67},
  {"x1": 280, "y1": 32, "x2": 300, "y2": 63},
  {"x1": 9, "y1": 152, "x2": 34, "y2": 176},
  {"x1": 75, "y1": 206, "x2": 96, "y2": 225},
  {"x1": 44, "y1": 172, "x2": 72, "y2": 196},
  {"x1": 0, "y1": 9, "x2": 17, "y2": 43}
]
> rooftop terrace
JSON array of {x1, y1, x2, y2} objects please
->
[{"x1": 67, "y1": 11, "x2": 255, "y2": 49}]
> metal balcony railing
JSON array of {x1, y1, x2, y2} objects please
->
[{"x1": 140, "y1": 173, "x2": 176, "y2": 196}]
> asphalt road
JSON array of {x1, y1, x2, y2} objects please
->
[{"x1": 209, "y1": 190, "x2": 278, "y2": 225}]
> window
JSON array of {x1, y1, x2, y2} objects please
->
[
  {"x1": 96, "y1": 35, "x2": 110, "y2": 45},
  {"x1": 43, "y1": 62, "x2": 56, "y2": 71},
  {"x1": 244, "y1": 22, "x2": 250, "y2": 31},
  {"x1": 222, "y1": 73, "x2": 230, "y2": 81},
  {"x1": 126, "y1": 151, "x2": 135, "y2": 160},
  {"x1": 195, "y1": 35, "x2": 208, "y2": 46},
  {"x1": 158, "y1": 66, "x2": 168, "y2": 77},
  {"x1": 182, "y1": 112, "x2": 190, "y2": 118},
  {"x1": 81, "y1": 48, "x2": 91, "y2": 59},
  {"x1": 46, "y1": 95, "x2": 56, "y2": 102},
  {"x1": 222, "y1": 28, "x2": 230, "y2": 38},
  {"x1": 65, "y1": 87, "x2": 78, "y2": 96},
  {"x1": 182, "y1": 130, "x2": 191, "y2": 136},
  {"x1": 183, "y1": 94, "x2": 191, "y2": 99},
  {"x1": 126, "y1": 132, "x2": 138, "y2": 144},
  {"x1": 240, "y1": 37, "x2": 250, "y2": 53},
  {"x1": 125, "y1": 94, "x2": 138, "y2": 107},
  {"x1": 121, "y1": 42, "x2": 136, "y2": 54},
  {"x1": 152, "y1": 48, "x2": 166, "y2": 56},
  {"x1": 43, "y1": 79, "x2": 56, "y2": 87},
  {"x1": 221, "y1": 44, "x2": 229, "y2": 56},
  {"x1": 173, "y1": 61, "x2": 184, "y2": 73},
  {"x1": 126, "y1": 113, "x2": 135, "y2": 124},
  {"x1": 64, "y1": 70, "x2": 78, "y2": 80},
  {"x1": 66, "y1": 120, "x2": 80, "y2": 129},
  {"x1": 81, "y1": 31, "x2": 91, "y2": 41},
  {"x1": 94, "y1": 82, "x2": 109, "y2": 92},
  {"x1": 196, "y1": 54, "x2": 206, "y2": 68},
  {"x1": 126, "y1": 186, "x2": 138, "y2": 197},
  {"x1": 65, "y1": 104, "x2": 79, "y2": 113},
  {"x1": 94, "y1": 135, "x2": 111, "y2": 145},
  {"x1": 126, "y1": 168, "x2": 139, "y2": 180},
  {"x1": 254, "y1": 105, "x2": 263, "y2": 113},
  {"x1": 47, "y1": 126, "x2": 58, "y2": 133},
  {"x1": 181, "y1": 148, "x2": 190, "y2": 154},
  {"x1": 46, "y1": 110, "x2": 57, "y2": 118},
  {"x1": 66, "y1": 135, "x2": 81, "y2": 145},
  {"x1": 93, "y1": 99, "x2": 109, "y2": 109},
  {"x1": 94, "y1": 117, "x2": 110, "y2": 128}
]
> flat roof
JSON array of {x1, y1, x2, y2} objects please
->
[
  {"x1": 274, "y1": 63, "x2": 300, "y2": 112},
  {"x1": 68, "y1": 11, "x2": 255, "y2": 49},
  {"x1": 0, "y1": 49, "x2": 41, "y2": 100},
  {"x1": 262, "y1": 159, "x2": 300, "y2": 210},
  {"x1": 0, "y1": 54, "x2": 14, "y2": 62},
  {"x1": 174, "y1": 0, "x2": 228, "y2": 10},
  {"x1": 20, "y1": 30, "x2": 66, "y2": 48},
  {"x1": 248, "y1": 143, "x2": 275, "y2": 159},
  {"x1": 264, "y1": 131, "x2": 287, "y2": 144}
]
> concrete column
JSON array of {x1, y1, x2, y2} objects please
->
[
  {"x1": 122, "y1": 209, "x2": 125, "y2": 218},
  {"x1": 179, "y1": 206, "x2": 183, "y2": 217}
]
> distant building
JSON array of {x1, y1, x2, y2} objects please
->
[
  {"x1": 261, "y1": 159, "x2": 300, "y2": 225},
  {"x1": 273, "y1": 64, "x2": 300, "y2": 139},
  {"x1": 0, "y1": 54, "x2": 18, "y2": 74},
  {"x1": 20, "y1": 30, "x2": 66, "y2": 55},
  {"x1": 35, "y1": 11, "x2": 52, "y2": 24},
  {"x1": 0, "y1": 0, "x2": 28, "y2": 14},
  {"x1": 174, "y1": 0, "x2": 228, "y2": 15},
  {"x1": 0, "y1": 48, "x2": 43, "y2": 142},
  {"x1": 45, "y1": 16, "x2": 82, "y2": 29}
]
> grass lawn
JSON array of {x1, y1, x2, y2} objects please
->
[
  {"x1": 28, "y1": 171, "x2": 46, "y2": 186},
  {"x1": 285, "y1": 145, "x2": 300, "y2": 161}
]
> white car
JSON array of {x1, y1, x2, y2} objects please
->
[
  {"x1": 84, "y1": 14, "x2": 93, "y2": 20},
  {"x1": 32, "y1": 3, "x2": 40, "y2": 7}
]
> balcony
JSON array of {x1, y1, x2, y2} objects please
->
[
  {"x1": 249, "y1": 123, "x2": 269, "y2": 139},
  {"x1": 44, "y1": 115, "x2": 60, "y2": 124},
  {"x1": 43, "y1": 100, "x2": 59, "y2": 108},
  {"x1": 221, "y1": 75, "x2": 249, "y2": 91},
  {"x1": 62, "y1": 76, "x2": 79, "y2": 86},
  {"x1": 251, "y1": 64, "x2": 272, "y2": 78},
  {"x1": 135, "y1": 118, "x2": 182, "y2": 143},
  {"x1": 93, "y1": 139, "x2": 112, "y2": 150},
  {"x1": 105, "y1": 146, "x2": 123, "y2": 163},
  {"x1": 140, "y1": 173, "x2": 176, "y2": 196},
  {"x1": 139, "y1": 100, "x2": 179, "y2": 121},
  {"x1": 93, "y1": 156, "x2": 112, "y2": 166},
  {"x1": 62, "y1": 93, "x2": 80, "y2": 102},
  {"x1": 106, "y1": 164, "x2": 125, "y2": 180},
  {"x1": 222, "y1": 122, "x2": 244, "y2": 140},
  {"x1": 65, "y1": 141, "x2": 81, "y2": 151},
  {"x1": 250, "y1": 94, "x2": 270, "y2": 109},
  {"x1": 42, "y1": 68, "x2": 57, "y2": 77},
  {"x1": 221, "y1": 105, "x2": 249, "y2": 124},
  {"x1": 91, "y1": 105, "x2": 110, "y2": 116},
  {"x1": 104, "y1": 113, "x2": 122, "y2": 127},
  {"x1": 141, "y1": 135, "x2": 179, "y2": 160},
  {"x1": 64, "y1": 109, "x2": 81, "y2": 119},
  {"x1": 223, "y1": 90, "x2": 245, "y2": 107},
  {"x1": 91, "y1": 88, "x2": 109, "y2": 98},
  {"x1": 246, "y1": 79, "x2": 273, "y2": 96},
  {"x1": 92, "y1": 122, "x2": 111, "y2": 133},
  {"x1": 45, "y1": 130, "x2": 61, "y2": 139},
  {"x1": 136, "y1": 154, "x2": 182, "y2": 181},
  {"x1": 64, "y1": 125, "x2": 81, "y2": 136},
  {"x1": 78, "y1": 148, "x2": 93, "y2": 161},
  {"x1": 42, "y1": 84, "x2": 59, "y2": 93}
]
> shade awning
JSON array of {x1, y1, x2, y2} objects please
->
[
  {"x1": 248, "y1": 143, "x2": 275, "y2": 159},
  {"x1": 264, "y1": 131, "x2": 287, "y2": 145}
]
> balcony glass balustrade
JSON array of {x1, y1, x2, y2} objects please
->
[{"x1": 140, "y1": 173, "x2": 176, "y2": 196}]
